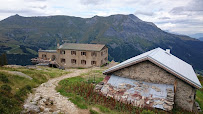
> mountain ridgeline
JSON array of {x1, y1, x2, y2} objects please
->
[{"x1": 0, "y1": 14, "x2": 203, "y2": 72}]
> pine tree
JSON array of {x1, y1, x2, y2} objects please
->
[{"x1": 2, "y1": 53, "x2": 8, "y2": 66}]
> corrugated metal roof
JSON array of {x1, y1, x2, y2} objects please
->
[
  {"x1": 58, "y1": 43, "x2": 105, "y2": 51},
  {"x1": 103, "y1": 47, "x2": 202, "y2": 89},
  {"x1": 38, "y1": 50, "x2": 57, "y2": 53}
]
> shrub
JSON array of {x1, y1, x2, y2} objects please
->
[
  {"x1": 99, "y1": 106, "x2": 110, "y2": 113},
  {"x1": 141, "y1": 110, "x2": 155, "y2": 114},
  {"x1": 0, "y1": 94, "x2": 22, "y2": 113},
  {"x1": 90, "y1": 109, "x2": 99, "y2": 114},
  {"x1": 0, "y1": 74, "x2": 9, "y2": 83},
  {"x1": 25, "y1": 85, "x2": 32, "y2": 91},
  {"x1": 15, "y1": 85, "x2": 32, "y2": 102},
  {"x1": 0, "y1": 85, "x2": 12, "y2": 93}
]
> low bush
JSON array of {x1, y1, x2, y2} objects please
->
[
  {"x1": 89, "y1": 109, "x2": 99, "y2": 114},
  {"x1": 0, "y1": 73, "x2": 9, "y2": 83},
  {"x1": 141, "y1": 110, "x2": 155, "y2": 114},
  {"x1": 1, "y1": 85, "x2": 12, "y2": 93}
]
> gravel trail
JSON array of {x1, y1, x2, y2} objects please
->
[{"x1": 23, "y1": 69, "x2": 89, "y2": 114}]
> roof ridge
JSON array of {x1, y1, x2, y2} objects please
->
[
  {"x1": 148, "y1": 47, "x2": 161, "y2": 57},
  {"x1": 64, "y1": 43, "x2": 105, "y2": 46},
  {"x1": 58, "y1": 43, "x2": 106, "y2": 51}
]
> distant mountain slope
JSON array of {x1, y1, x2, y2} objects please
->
[
  {"x1": 198, "y1": 37, "x2": 203, "y2": 41},
  {"x1": 0, "y1": 14, "x2": 203, "y2": 72},
  {"x1": 189, "y1": 33, "x2": 203, "y2": 39}
]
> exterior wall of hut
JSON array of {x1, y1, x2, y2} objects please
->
[{"x1": 112, "y1": 60, "x2": 196, "y2": 111}]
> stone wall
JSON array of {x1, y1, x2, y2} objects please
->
[{"x1": 112, "y1": 60, "x2": 196, "y2": 111}]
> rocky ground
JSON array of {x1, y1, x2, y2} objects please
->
[{"x1": 23, "y1": 69, "x2": 89, "y2": 114}]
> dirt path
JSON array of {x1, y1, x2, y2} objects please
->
[{"x1": 23, "y1": 69, "x2": 89, "y2": 114}]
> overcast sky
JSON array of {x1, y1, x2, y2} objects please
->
[{"x1": 0, "y1": 0, "x2": 202, "y2": 35}]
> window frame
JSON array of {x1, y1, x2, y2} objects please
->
[
  {"x1": 71, "y1": 51, "x2": 76, "y2": 55},
  {"x1": 81, "y1": 60, "x2": 86, "y2": 65},
  {"x1": 101, "y1": 52, "x2": 103, "y2": 56},
  {"x1": 42, "y1": 54, "x2": 47, "y2": 59},
  {"x1": 60, "y1": 50, "x2": 65, "y2": 54},
  {"x1": 91, "y1": 61, "x2": 96, "y2": 65},
  {"x1": 81, "y1": 52, "x2": 86, "y2": 56},
  {"x1": 71, "y1": 59, "x2": 77, "y2": 64},
  {"x1": 61, "y1": 58, "x2": 66, "y2": 63}
]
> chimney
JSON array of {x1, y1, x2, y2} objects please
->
[{"x1": 166, "y1": 49, "x2": 170, "y2": 54}]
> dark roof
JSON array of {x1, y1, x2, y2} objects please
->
[
  {"x1": 58, "y1": 43, "x2": 106, "y2": 51},
  {"x1": 38, "y1": 50, "x2": 57, "y2": 53}
]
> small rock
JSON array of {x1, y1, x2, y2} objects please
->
[
  {"x1": 53, "y1": 110, "x2": 60, "y2": 114},
  {"x1": 95, "y1": 85, "x2": 103, "y2": 90},
  {"x1": 163, "y1": 103, "x2": 173, "y2": 111},
  {"x1": 31, "y1": 101, "x2": 37, "y2": 105},
  {"x1": 44, "y1": 108, "x2": 50, "y2": 113},
  {"x1": 98, "y1": 82, "x2": 104, "y2": 85},
  {"x1": 164, "y1": 100, "x2": 174, "y2": 106},
  {"x1": 27, "y1": 105, "x2": 40, "y2": 113},
  {"x1": 33, "y1": 96, "x2": 41, "y2": 102},
  {"x1": 39, "y1": 106, "x2": 44, "y2": 112}
]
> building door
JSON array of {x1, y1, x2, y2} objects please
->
[{"x1": 51, "y1": 55, "x2": 56, "y2": 61}]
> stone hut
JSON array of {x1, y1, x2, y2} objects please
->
[{"x1": 101, "y1": 47, "x2": 201, "y2": 112}]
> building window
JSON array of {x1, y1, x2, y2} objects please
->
[
  {"x1": 101, "y1": 52, "x2": 103, "y2": 56},
  {"x1": 81, "y1": 60, "x2": 86, "y2": 65},
  {"x1": 101, "y1": 60, "x2": 103, "y2": 64},
  {"x1": 104, "y1": 50, "x2": 107, "y2": 54},
  {"x1": 51, "y1": 55, "x2": 56, "y2": 61},
  {"x1": 61, "y1": 58, "x2": 65, "y2": 63},
  {"x1": 91, "y1": 61, "x2": 96, "y2": 65},
  {"x1": 91, "y1": 52, "x2": 97, "y2": 57},
  {"x1": 60, "y1": 50, "x2": 65, "y2": 54},
  {"x1": 71, "y1": 51, "x2": 76, "y2": 55},
  {"x1": 42, "y1": 54, "x2": 46, "y2": 59},
  {"x1": 81, "y1": 52, "x2": 86, "y2": 56},
  {"x1": 71, "y1": 59, "x2": 76, "y2": 64}
]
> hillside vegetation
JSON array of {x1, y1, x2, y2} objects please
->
[
  {"x1": 196, "y1": 75, "x2": 203, "y2": 110},
  {"x1": 0, "y1": 14, "x2": 203, "y2": 72},
  {"x1": 0, "y1": 66, "x2": 70, "y2": 113}
]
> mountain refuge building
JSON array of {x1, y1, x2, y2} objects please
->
[
  {"x1": 33, "y1": 43, "x2": 108, "y2": 68},
  {"x1": 98, "y1": 47, "x2": 201, "y2": 112}
]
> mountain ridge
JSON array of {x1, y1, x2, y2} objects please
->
[{"x1": 0, "y1": 14, "x2": 203, "y2": 72}]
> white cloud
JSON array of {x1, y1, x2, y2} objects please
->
[
  {"x1": 0, "y1": 0, "x2": 202, "y2": 35},
  {"x1": 135, "y1": 11, "x2": 154, "y2": 16}
]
